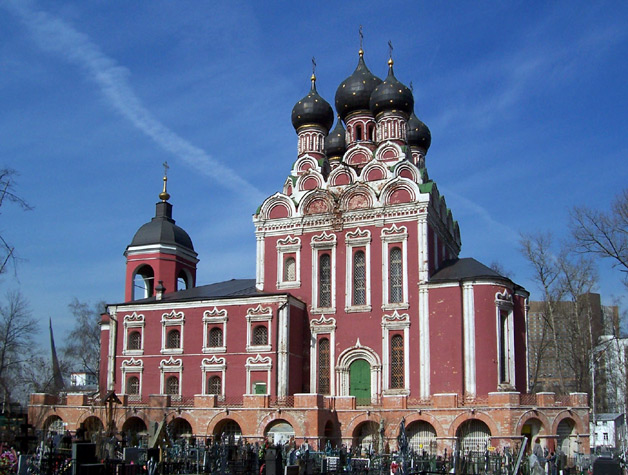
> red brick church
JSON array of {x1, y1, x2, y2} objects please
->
[{"x1": 30, "y1": 48, "x2": 589, "y2": 456}]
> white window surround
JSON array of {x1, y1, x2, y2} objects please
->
[
  {"x1": 336, "y1": 340, "x2": 382, "y2": 403},
  {"x1": 202, "y1": 307, "x2": 228, "y2": 354},
  {"x1": 381, "y1": 311, "x2": 410, "y2": 395},
  {"x1": 159, "y1": 356, "x2": 182, "y2": 396},
  {"x1": 495, "y1": 290, "x2": 516, "y2": 390},
  {"x1": 309, "y1": 316, "x2": 337, "y2": 395},
  {"x1": 276, "y1": 236, "x2": 301, "y2": 289},
  {"x1": 245, "y1": 355, "x2": 272, "y2": 395},
  {"x1": 381, "y1": 224, "x2": 409, "y2": 310},
  {"x1": 345, "y1": 228, "x2": 372, "y2": 312},
  {"x1": 246, "y1": 304, "x2": 272, "y2": 353},
  {"x1": 201, "y1": 356, "x2": 226, "y2": 396},
  {"x1": 122, "y1": 312, "x2": 145, "y2": 356},
  {"x1": 121, "y1": 358, "x2": 144, "y2": 396},
  {"x1": 161, "y1": 310, "x2": 185, "y2": 355},
  {"x1": 311, "y1": 232, "x2": 337, "y2": 314}
]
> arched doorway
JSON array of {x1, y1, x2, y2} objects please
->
[
  {"x1": 122, "y1": 417, "x2": 148, "y2": 447},
  {"x1": 169, "y1": 417, "x2": 193, "y2": 440},
  {"x1": 43, "y1": 415, "x2": 64, "y2": 435},
  {"x1": 456, "y1": 420, "x2": 491, "y2": 454},
  {"x1": 322, "y1": 420, "x2": 341, "y2": 449},
  {"x1": 350, "y1": 359, "x2": 371, "y2": 405},
  {"x1": 407, "y1": 421, "x2": 437, "y2": 454},
  {"x1": 214, "y1": 419, "x2": 242, "y2": 443},
  {"x1": 265, "y1": 420, "x2": 294, "y2": 445},
  {"x1": 557, "y1": 419, "x2": 577, "y2": 456},
  {"x1": 353, "y1": 421, "x2": 380, "y2": 453},
  {"x1": 82, "y1": 416, "x2": 104, "y2": 440},
  {"x1": 521, "y1": 418, "x2": 544, "y2": 452}
]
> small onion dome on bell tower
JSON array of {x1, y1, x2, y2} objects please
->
[
  {"x1": 369, "y1": 58, "x2": 414, "y2": 119},
  {"x1": 291, "y1": 74, "x2": 334, "y2": 133},
  {"x1": 325, "y1": 116, "x2": 347, "y2": 162},
  {"x1": 335, "y1": 49, "x2": 382, "y2": 122},
  {"x1": 407, "y1": 111, "x2": 432, "y2": 151}
]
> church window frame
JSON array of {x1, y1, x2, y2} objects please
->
[
  {"x1": 159, "y1": 357, "x2": 183, "y2": 399},
  {"x1": 122, "y1": 312, "x2": 145, "y2": 356},
  {"x1": 318, "y1": 337, "x2": 331, "y2": 395},
  {"x1": 201, "y1": 356, "x2": 226, "y2": 397},
  {"x1": 202, "y1": 308, "x2": 227, "y2": 354},
  {"x1": 311, "y1": 232, "x2": 337, "y2": 314},
  {"x1": 245, "y1": 355, "x2": 272, "y2": 395},
  {"x1": 390, "y1": 334, "x2": 405, "y2": 389},
  {"x1": 381, "y1": 311, "x2": 410, "y2": 395},
  {"x1": 127, "y1": 375, "x2": 140, "y2": 395},
  {"x1": 161, "y1": 310, "x2": 185, "y2": 355},
  {"x1": 381, "y1": 225, "x2": 409, "y2": 310},
  {"x1": 121, "y1": 358, "x2": 143, "y2": 400},
  {"x1": 495, "y1": 290, "x2": 516, "y2": 389},
  {"x1": 246, "y1": 305, "x2": 272, "y2": 353},
  {"x1": 345, "y1": 228, "x2": 372, "y2": 312},
  {"x1": 276, "y1": 236, "x2": 301, "y2": 289},
  {"x1": 309, "y1": 316, "x2": 336, "y2": 396}
]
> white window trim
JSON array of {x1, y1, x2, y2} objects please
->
[
  {"x1": 345, "y1": 228, "x2": 372, "y2": 312},
  {"x1": 159, "y1": 356, "x2": 183, "y2": 397},
  {"x1": 202, "y1": 307, "x2": 228, "y2": 354},
  {"x1": 121, "y1": 358, "x2": 144, "y2": 397},
  {"x1": 309, "y1": 316, "x2": 337, "y2": 396},
  {"x1": 381, "y1": 311, "x2": 410, "y2": 395},
  {"x1": 381, "y1": 225, "x2": 409, "y2": 310},
  {"x1": 245, "y1": 355, "x2": 272, "y2": 395},
  {"x1": 246, "y1": 304, "x2": 272, "y2": 353},
  {"x1": 311, "y1": 232, "x2": 337, "y2": 313},
  {"x1": 276, "y1": 236, "x2": 301, "y2": 289},
  {"x1": 122, "y1": 312, "x2": 145, "y2": 356},
  {"x1": 495, "y1": 290, "x2": 516, "y2": 390},
  {"x1": 161, "y1": 310, "x2": 185, "y2": 355},
  {"x1": 201, "y1": 356, "x2": 226, "y2": 397}
]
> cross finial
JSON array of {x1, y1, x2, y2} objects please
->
[
  {"x1": 410, "y1": 81, "x2": 414, "y2": 93},
  {"x1": 159, "y1": 161, "x2": 170, "y2": 201},
  {"x1": 163, "y1": 161, "x2": 169, "y2": 177},
  {"x1": 312, "y1": 56, "x2": 316, "y2": 76},
  {"x1": 359, "y1": 25, "x2": 364, "y2": 51},
  {"x1": 388, "y1": 40, "x2": 394, "y2": 60}
]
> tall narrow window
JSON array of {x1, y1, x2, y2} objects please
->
[
  {"x1": 319, "y1": 254, "x2": 331, "y2": 308},
  {"x1": 127, "y1": 376, "x2": 140, "y2": 395},
  {"x1": 128, "y1": 331, "x2": 142, "y2": 350},
  {"x1": 391, "y1": 335, "x2": 404, "y2": 389},
  {"x1": 353, "y1": 251, "x2": 366, "y2": 305},
  {"x1": 499, "y1": 311, "x2": 509, "y2": 383},
  {"x1": 355, "y1": 124, "x2": 363, "y2": 141},
  {"x1": 167, "y1": 329, "x2": 181, "y2": 349},
  {"x1": 165, "y1": 376, "x2": 179, "y2": 395},
  {"x1": 389, "y1": 247, "x2": 403, "y2": 303},
  {"x1": 318, "y1": 338, "x2": 330, "y2": 395},
  {"x1": 208, "y1": 327, "x2": 223, "y2": 348},
  {"x1": 284, "y1": 257, "x2": 296, "y2": 282},
  {"x1": 253, "y1": 325, "x2": 268, "y2": 346},
  {"x1": 207, "y1": 376, "x2": 222, "y2": 395}
]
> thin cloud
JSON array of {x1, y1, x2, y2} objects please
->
[{"x1": 3, "y1": 0, "x2": 266, "y2": 204}]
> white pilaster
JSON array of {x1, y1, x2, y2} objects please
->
[
  {"x1": 418, "y1": 218, "x2": 429, "y2": 282},
  {"x1": 277, "y1": 302, "x2": 289, "y2": 397},
  {"x1": 419, "y1": 286, "x2": 430, "y2": 398},
  {"x1": 463, "y1": 283, "x2": 476, "y2": 397}
]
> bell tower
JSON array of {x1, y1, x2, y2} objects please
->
[{"x1": 124, "y1": 164, "x2": 198, "y2": 301}]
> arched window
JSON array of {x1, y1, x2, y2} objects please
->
[
  {"x1": 207, "y1": 376, "x2": 221, "y2": 395},
  {"x1": 253, "y1": 325, "x2": 268, "y2": 346},
  {"x1": 353, "y1": 250, "x2": 366, "y2": 305},
  {"x1": 391, "y1": 335, "x2": 404, "y2": 389},
  {"x1": 132, "y1": 265, "x2": 154, "y2": 300},
  {"x1": 165, "y1": 376, "x2": 179, "y2": 395},
  {"x1": 368, "y1": 124, "x2": 374, "y2": 141},
  {"x1": 127, "y1": 376, "x2": 140, "y2": 395},
  {"x1": 176, "y1": 270, "x2": 190, "y2": 291},
  {"x1": 389, "y1": 247, "x2": 403, "y2": 303},
  {"x1": 284, "y1": 257, "x2": 296, "y2": 282},
  {"x1": 355, "y1": 124, "x2": 363, "y2": 141},
  {"x1": 127, "y1": 331, "x2": 142, "y2": 350},
  {"x1": 319, "y1": 253, "x2": 331, "y2": 308},
  {"x1": 167, "y1": 329, "x2": 181, "y2": 349},
  {"x1": 318, "y1": 338, "x2": 330, "y2": 395},
  {"x1": 208, "y1": 327, "x2": 223, "y2": 348}
]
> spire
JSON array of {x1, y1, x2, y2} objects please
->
[
  {"x1": 159, "y1": 161, "x2": 170, "y2": 202},
  {"x1": 49, "y1": 318, "x2": 64, "y2": 393}
]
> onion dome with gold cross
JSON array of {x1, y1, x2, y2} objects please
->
[
  {"x1": 291, "y1": 74, "x2": 334, "y2": 133},
  {"x1": 335, "y1": 49, "x2": 383, "y2": 122},
  {"x1": 324, "y1": 116, "x2": 347, "y2": 160},
  {"x1": 407, "y1": 111, "x2": 432, "y2": 151},
  {"x1": 369, "y1": 58, "x2": 414, "y2": 119}
]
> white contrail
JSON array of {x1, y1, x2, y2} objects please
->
[{"x1": 3, "y1": 0, "x2": 266, "y2": 203}]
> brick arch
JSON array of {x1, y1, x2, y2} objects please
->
[
  {"x1": 404, "y1": 413, "x2": 446, "y2": 439},
  {"x1": 551, "y1": 410, "x2": 586, "y2": 435},
  {"x1": 344, "y1": 413, "x2": 380, "y2": 438},
  {"x1": 515, "y1": 410, "x2": 551, "y2": 435},
  {"x1": 206, "y1": 412, "x2": 248, "y2": 438},
  {"x1": 448, "y1": 411, "x2": 499, "y2": 439},
  {"x1": 259, "y1": 413, "x2": 302, "y2": 439}
]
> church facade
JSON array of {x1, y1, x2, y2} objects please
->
[{"x1": 30, "y1": 49, "x2": 589, "y2": 455}]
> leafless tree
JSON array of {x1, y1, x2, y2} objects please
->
[
  {"x1": 0, "y1": 291, "x2": 39, "y2": 406},
  {"x1": 0, "y1": 168, "x2": 32, "y2": 275},
  {"x1": 571, "y1": 188, "x2": 628, "y2": 289},
  {"x1": 62, "y1": 298, "x2": 105, "y2": 380}
]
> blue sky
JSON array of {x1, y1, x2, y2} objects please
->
[{"x1": 1, "y1": 1, "x2": 627, "y2": 347}]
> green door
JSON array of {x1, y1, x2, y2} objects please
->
[{"x1": 349, "y1": 359, "x2": 371, "y2": 403}]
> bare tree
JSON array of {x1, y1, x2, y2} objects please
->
[
  {"x1": 0, "y1": 168, "x2": 32, "y2": 275},
  {"x1": 0, "y1": 291, "x2": 39, "y2": 405},
  {"x1": 62, "y1": 298, "x2": 105, "y2": 380},
  {"x1": 571, "y1": 188, "x2": 628, "y2": 289}
]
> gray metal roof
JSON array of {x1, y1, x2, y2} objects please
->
[{"x1": 430, "y1": 257, "x2": 508, "y2": 283}]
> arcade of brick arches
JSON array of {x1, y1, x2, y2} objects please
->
[{"x1": 30, "y1": 46, "x2": 588, "y2": 456}]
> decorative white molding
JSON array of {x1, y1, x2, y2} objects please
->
[
  {"x1": 159, "y1": 356, "x2": 183, "y2": 396},
  {"x1": 419, "y1": 285, "x2": 430, "y2": 398},
  {"x1": 463, "y1": 283, "x2": 476, "y2": 398},
  {"x1": 161, "y1": 310, "x2": 184, "y2": 355},
  {"x1": 122, "y1": 312, "x2": 145, "y2": 356},
  {"x1": 345, "y1": 228, "x2": 372, "y2": 312},
  {"x1": 202, "y1": 307, "x2": 228, "y2": 354},
  {"x1": 245, "y1": 355, "x2": 272, "y2": 395},
  {"x1": 381, "y1": 311, "x2": 411, "y2": 393},
  {"x1": 201, "y1": 356, "x2": 226, "y2": 396},
  {"x1": 311, "y1": 232, "x2": 337, "y2": 313},
  {"x1": 246, "y1": 305, "x2": 273, "y2": 353},
  {"x1": 277, "y1": 236, "x2": 302, "y2": 289},
  {"x1": 381, "y1": 224, "x2": 409, "y2": 308},
  {"x1": 336, "y1": 343, "x2": 382, "y2": 403},
  {"x1": 310, "y1": 316, "x2": 337, "y2": 395}
]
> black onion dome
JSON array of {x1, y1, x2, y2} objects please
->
[
  {"x1": 129, "y1": 201, "x2": 194, "y2": 251},
  {"x1": 335, "y1": 50, "x2": 382, "y2": 121},
  {"x1": 291, "y1": 75, "x2": 334, "y2": 133},
  {"x1": 325, "y1": 117, "x2": 347, "y2": 158},
  {"x1": 407, "y1": 112, "x2": 432, "y2": 151},
  {"x1": 369, "y1": 59, "x2": 414, "y2": 118}
]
